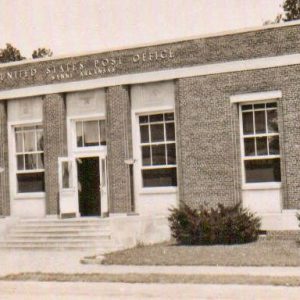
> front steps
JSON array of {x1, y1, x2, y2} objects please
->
[{"x1": 0, "y1": 218, "x2": 121, "y2": 252}]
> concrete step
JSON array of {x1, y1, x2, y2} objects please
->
[
  {"x1": 18, "y1": 219, "x2": 110, "y2": 225},
  {"x1": 0, "y1": 240, "x2": 114, "y2": 247},
  {"x1": 8, "y1": 232, "x2": 111, "y2": 238},
  {"x1": 2, "y1": 237, "x2": 112, "y2": 243},
  {"x1": 5, "y1": 235, "x2": 111, "y2": 241},
  {"x1": 0, "y1": 244, "x2": 122, "y2": 251},
  {"x1": 14, "y1": 223, "x2": 110, "y2": 229},
  {"x1": 0, "y1": 218, "x2": 120, "y2": 252},
  {"x1": 10, "y1": 227, "x2": 110, "y2": 234}
]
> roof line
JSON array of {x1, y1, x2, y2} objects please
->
[{"x1": 1, "y1": 20, "x2": 300, "y2": 69}]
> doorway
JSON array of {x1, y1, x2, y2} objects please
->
[{"x1": 77, "y1": 157, "x2": 100, "y2": 216}]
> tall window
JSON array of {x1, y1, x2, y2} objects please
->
[
  {"x1": 76, "y1": 120, "x2": 106, "y2": 147},
  {"x1": 139, "y1": 112, "x2": 177, "y2": 187},
  {"x1": 15, "y1": 125, "x2": 45, "y2": 193},
  {"x1": 241, "y1": 102, "x2": 281, "y2": 183}
]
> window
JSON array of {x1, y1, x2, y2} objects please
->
[
  {"x1": 15, "y1": 125, "x2": 45, "y2": 193},
  {"x1": 76, "y1": 120, "x2": 106, "y2": 147},
  {"x1": 139, "y1": 112, "x2": 177, "y2": 187},
  {"x1": 240, "y1": 102, "x2": 281, "y2": 183}
]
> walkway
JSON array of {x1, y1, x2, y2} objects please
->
[
  {"x1": 1, "y1": 249, "x2": 300, "y2": 277},
  {"x1": 1, "y1": 281, "x2": 300, "y2": 300}
]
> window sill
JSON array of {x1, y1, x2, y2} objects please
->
[
  {"x1": 14, "y1": 192, "x2": 45, "y2": 200},
  {"x1": 242, "y1": 183, "x2": 281, "y2": 190},
  {"x1": 139, "y1": 187, "x2": 177, "y2": 195}
]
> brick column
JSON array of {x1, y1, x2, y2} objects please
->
[
  {"x1": 0, "y1": 101, "x2": 10, "y2": 216},
  {"x1": 106, "y1": 86, "x2": 132, "y2": 213},
  {"x1": 43, "y1": 94, "x2": 67, "y2": 215}
]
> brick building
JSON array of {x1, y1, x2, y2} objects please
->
[{"x1": 1, "y1": 21, "x2": 300, "y2": 243}]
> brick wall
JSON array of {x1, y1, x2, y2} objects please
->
[
  {"x1": 106, "y1": 86, "x2": 132, "y2": 213},
  {"x1": 43, "y1": 94, "x2": 67, "y2": 215},
  {"x1": 2, "y1": 23, "x2": 300, "y2": 90},
  {"x1": 0, "y1": 101, "x2": 10, "y2": 216},
  {"x1": 176, "y1": 64, "x2": 300, "y2": 209}
]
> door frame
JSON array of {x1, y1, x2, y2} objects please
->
[
  {"x1": 73, "y1": 152, "x2": 107, "y2": 217},
  {"x1": 66, "y1": 115, "x2": 108, "y2": 217}
]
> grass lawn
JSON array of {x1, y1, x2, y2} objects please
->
[
  {"x1": 102, "y1": 239, "x2": 300, "y2": 266},
  {"x1": 1, "y1": 272, "x2": 300, "y2": 286}
]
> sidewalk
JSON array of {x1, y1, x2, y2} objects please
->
[{"x1": 1, "y1": 249, "x2": 300, "y2": 278}]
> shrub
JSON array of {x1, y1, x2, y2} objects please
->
[{"x1": 168, "y1": 202, "x2": 261, "y2": 245}]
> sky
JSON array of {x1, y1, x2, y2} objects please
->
[{"x1": 0, "y1": 0, "x2": 284, "y2": 58}]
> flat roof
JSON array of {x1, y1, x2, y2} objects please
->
[{"x1": 1, "y1": 19, "x2": 300, "y2": 69}]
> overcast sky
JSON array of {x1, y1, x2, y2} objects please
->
[{"x1": 0, "y1": 0, "x2": 283, "y2": 58}]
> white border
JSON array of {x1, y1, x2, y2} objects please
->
[
  {"x1": 0, "y1": 53, "x2": 298, "y2": 101},
  {"x1": 238, "y1": 100, "x2": 282, "y2": 190}
]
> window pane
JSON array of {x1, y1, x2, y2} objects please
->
[
  {"x1": 62, "y1": 162, "x2": 71, "y2": 189},
  {"x1": 244, "y1": 159, "x2": 281, "y2": 183},
  {"x1": 140, "y1": 125, "x2": 149, "y2": 143},
  {"x1": 142, "y1": 146, "x2": 151, "y2": 166},
  {"x1": 150, "y1": 124, "x2": 164, "y2": 142},
  {"x1": 167, "y1": 143, "x2": 176, "y2": 164},
  {"x1": 152, "y1": 144, "x2": 166, "y2": 165},
  {"x1": 254, "y1": 103, "x2": 265, "y2": 109},
  {"x1": 255, "y1": 111, "x2": 266, "y2": 134},
  {"x1": 242, "y1": 104, "x2": 252, "y2": 111},
  {"x1": 150, "y1": 114, "x2": 163, "y2": 122},
  {"x1": 142, "y1": 168, "x2": 177, "y2": 187},
  {"x1": 256, "y1": 137, "x2": 268, "y2": 156},
  {"x1": 266, "y1": 102, "x2": 277, "y2": 108},
  {"x1": 166, "y1": 123, "x2": 175, "y2": 141},
  {"x1": 83, "y1": 121, "x2": 99, "y2": 147},
  {"x1": 139, "y1": 116, "x2": 148, "y2": 124},
  {"x1": 267, "y1": 110, "x2": 278, "y2": 133},
  {"x1": 269, "y1": 136, "x2": 280, "y2": 155},
  {"x1": 244, "y1": 138, "x2": 255, "y2": 156},
  {"x1": 242, "y1": 112, "x2": 253, "y2": 134},
  {"x1": 25, "y1": 154, "x2": 38, "y2": 170},
  {"x1": 36, "y1": 131, "x2": 44, "y2": 151},
  {"x1": 17, "y1": 155, "x2": 24, "y2": 170},
  {"x1": 17, "y1": 172, "x2": 45, "y2": 193},
  {"x1": 15, "y1": 132, "x2": 23, "y2": 153},
  {"x1": 165, "y1": 113, "x2": 174, "y2": 121},
  {"x1": 37, "y1": 153, "x2": 44, "y2": 169},
  {"x1": 99, "y1": 120, "x2": 106, "y2": 146},
  {"x1": 76, "y1": 122, "x2": 83, "y2": 147},
  {"x1": 24, "y1": 131, "x2": 36, "y2": 152}
]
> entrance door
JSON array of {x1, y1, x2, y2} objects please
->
[
  {"x1": 58, "y1": 157, "x2": 77, "y2": 218},
  {"x1": 77, "y1": 157, "x2": 100, "y2": 216},
  {"x1": 100, "y1": 157, "x2": 108, "y2": 216}
]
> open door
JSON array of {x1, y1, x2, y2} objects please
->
[
  {"x1": 100, "y1": 157, "x2": 108, "y2": 217},
  {"x1": 58, "y1": 157, "x2": 77, "y2": 218}
]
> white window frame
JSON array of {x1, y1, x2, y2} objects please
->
[
  {"x1": 137, "y1": 110, "x2": 177, "y2": 190},
  {"x1": 239, "y1": 100, "x2": 281, "y2": 190},
  {"x1": 8, "y1": 120, "x2": 45, "y2": 199},
  {"x1": 70, "y1": 115, "x2": 107, "y2": 154}
]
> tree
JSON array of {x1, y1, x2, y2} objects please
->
[
  {"x1": 32, "y1": 48, "x2": 53, "y2": 59},
  {"x1": 0, "y1": 43, "x2": 25, "y2": 63},
  {"x1": 283, "y1": 0, "x2": 300, "y2": 21},
  {"x1": 265, "y1": 0, "x2": 300, "y2": 24},
  {"x1": 0, "y1": 44, "x2": 53, "y2": 63}
]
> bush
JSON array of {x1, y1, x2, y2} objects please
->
[{"x1": 168, "y1": 202, "x2": 261, "y2": 245}]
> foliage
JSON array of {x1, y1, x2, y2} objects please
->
[
  {"x1": 168, "y1": 202, "x2": 261, "y2": 245},
  {"x1": 32, "y1": 48, "x2": 53, "y2": 59},
  {"x1": 265, "y1": 0, "x2": 300, "y2": 24},
  {"x1": 283, "y1": 0, "x2": 300, "y2": 21},
  {"x1": 0, "y1": 44, "x2": 53, "y2": 63},
  {"x1": 0, "y1": 43, "x2": 25, "y2": 63}
]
